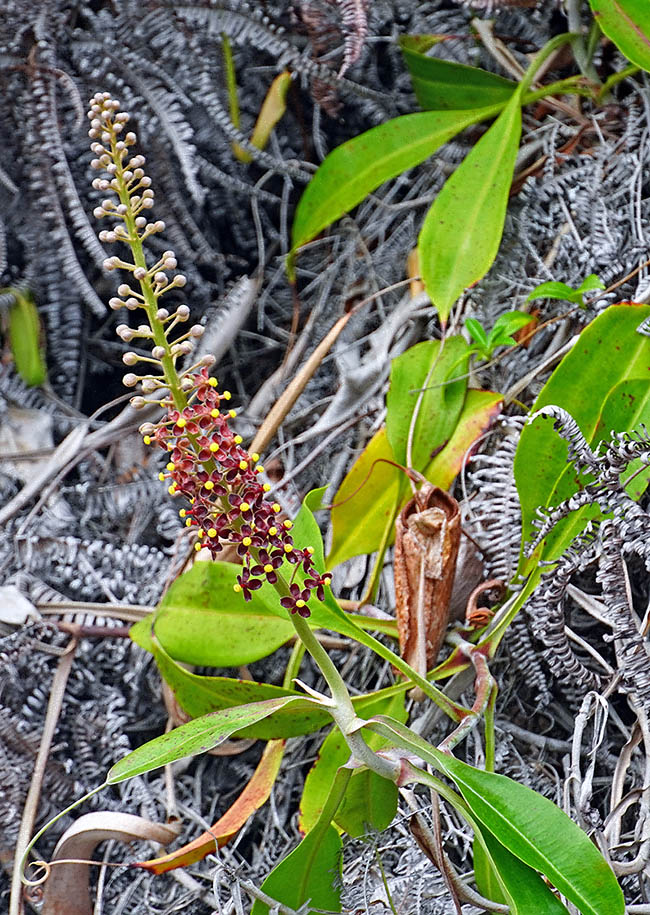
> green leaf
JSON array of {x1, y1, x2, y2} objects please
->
[
  {"x1": 596, "y1": 378, "x2": 650, "y2": 499},
  {"x1": 129, "y1": 561, "x2": 294, "y2": 666},
  {"x1": 327, "y1": 390, "x2": 501, "y2": 567},
  {"x1": 290, "y1": 105, "x2": 505, "y2": 272},
  {"x1": 146, "y1": 633, "x2": 409, "y2": 738},
  {"x1": 489, "y1": 310, "x2": 535, "y2": 340},
  {"x1": 7, "y1": 289, "x2": 47, "y2": 386},
  {"x1": 474, "y1": 830, "x2": 570, "y2": 914},
  {"x1": 367, "y1": 716, "x2": 624, "y2": 915},
  {"x1": 465, "y1": 317, "x2": 488, "y2": 348},
  {"x1": 251, "y1": 824, "x2": 342, "y2": 915},
  {"x1": 327, "y1": 426, "x2": 405, "y2": 568},
  {"x1": 107, "y1": 697, "x2": 310, "y2": 783},
  {"x1": 399, "y1": 37, "x2": 517, "y2": 110},
  {"x1": 418, "y1": 89, "x2": 522, "y2": 323},
  {"x1": 515, "y1": 303, "x2": 650, "y2": 563},
  {"x1": 576, "y1": 273, "x2": 606, "y2": 295},
  {"x1": 386, "y1": 336, "x2": 469, "y2": 471},
  {"x1": 589, "y1": 0, "x2": 650, "y2": 72},
  {"x1": 526, "y1": 280, "x2": 582, "y2": 303}
]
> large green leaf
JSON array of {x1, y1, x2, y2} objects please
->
[
  {"x1": 474, "y1": 830, "x2": 570, "y2": 914},
  {"x1": 251, "y1": 825, "x2": 342, "y2": 915},
  {"x1": 418, "y1": 89, "x2": 522, "y2": 323},
  {"x1": 515, "y1": 303, "x2": 650, "y2": 564},
  {"x1": 589, "y1": 0, "x2": 650, "y2": 72},
  {"x1": 367, "y1": 716, "x2": 624, "y2": 915},
  {"x1": 129, "y1": 561, "x2": 294, "y2": 666},
  {"x1": 327, "y1": 389, "x2": 501, "y2": 567},
  {"x1": 289, "y1": 104, "x2": 505, "y2": 273},
  {"x1": 386, "y1": 336, "x2": 469, "y2": 470},
  {"x1": 149, "y1": 631, "x2": 410, "y2": 739},
  {"x1": 107, "y1": 697, "x2": 311, "y2": 783},
  {"x1": 400, "y1": 36, "x2": 517, "y2": 110}
]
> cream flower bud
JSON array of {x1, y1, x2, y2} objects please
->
[
  {"x1": 133, "y1": 267, "x2": 147, "y2": 281},
  {"x1": 123, "y1": 373, "x2": 139, "y2": 387},
  {"x1": 126, "y1": 297, "x2": 140, "y2": 310},
  {"x1": 151, "y1": 346, "x2": 166, "y2": 359},
  {"x1": 123, "y1": 352, "x2": 139, "y2": 365},
  {"x1": 130, "y1": 396, "x2": 146, "y2": 409},
  {"x1": 141, "y1": 379, "x2": 159, "y2": 394},
  {"x1": 117, "y1": 284, "x2": 131, "y2": 296},
  {"x1": 156, "y1": 308, "x2": 169, "y2": 320},
  {"x1": 116, "y1": 324, "x2": 135, "y2": 342},
  {"x1": 176, "y1": 305, "x2": 190, "y2": 320},
  {"x1": 109, "y1": 298, "x2": 124, "y2": 310},
  {"x1": 190, "y1": 325, "x2": 204, "y2": 337},
  {"x1": 173, "y1": 274, "x2": 187, "y2": 287},
  {"x1": 153, "y1": 272, "x2": 167, "y2": 285}
]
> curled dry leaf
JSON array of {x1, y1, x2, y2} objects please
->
[
  {"x1": 394, "y1": 485, "x2": 461, "y2": 678},
  {"x1": 41, "y1": 812, "x2": 180, "y2": 915}
]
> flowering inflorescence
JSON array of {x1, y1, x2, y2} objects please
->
[{"x1": 88, "y1": 92, "x2": 330, "y2": 617}]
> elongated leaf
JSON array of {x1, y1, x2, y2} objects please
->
[
  {"x1": 589, "y1": 0, "x2": 650, "y2": 72},
  {"x1": 386, "y1": 336, "x2": 469, "y2": 470},
  {"x1": 243, "y1": 71, "x2": 291, "y2": 161},
  {"x1": 251, "y1": 824, "x2": 342, "y2": 915},
  {"x1": 418, "y1": 90, "x2": 522, "y2": 323},
  {"x1": 151, "y1": 632, "x2": 409, "y2": 738},
  {"x1": 135, "y1": 739, "x2": 285, "y2": 874},
  {"x1": 515, "y1": 303, "x2": 650, "y2": 564},
  {"x1": 107, "y1": 697, "x2": 312, "y2": 783},
  {"x1": 400, "y1": 37, "x2": 517, "y2": 110},
  {"x1": 367, "y1": 716, "x2": 624, "y2": 915},
  {"x1": 327, "y1": 389, "x2": 501, "y2": 567},
  {"x1": 8, "y1": 289, "x2": 47, "y2": 386},
  {"x1": 290, "y1": 104, "x2": 504, "y2": 273},
  {"x1": 474, "y1": 830, "x2": 570, "y2": 914},
  {"x1": 129, "y1": 561, "x2": 293, "y2": 666}
]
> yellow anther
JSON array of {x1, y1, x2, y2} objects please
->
[
  {"x1": 268, "y1": 526, "x2": 278, "y2": 536},
  {"x1": 305, "y1": 545, "x2": 314, "y2": 554},
  {"x1": 223, "y1": 391, "x2": 231, "y2": 400},
  {"x1": 233, "y1": 584, "x2": 242, "y2": 593},
  {"x1": 185, "y1": 518, "x2": 193, "y2": 527},
  {"x1": 208, "y1": 377, "x2": 218, "y2": 387},
  {"x1": 272, "y1": 503, "x2": 281, "y2": 513},
  {"x1": 323, "y1": 574, "x2": 332, "y2": 584},
  {"x1": 197, "y1": 529, "x2": 204, "y2": 538},
  {"x1": 239, "y1": 460, "x2": 248, "y2": 471},
  {"x1": 262, "y1": 483, "x2": 271, "y2": 492},
  {"x1": 209, "y1": 442, "x2": 219, "y2": 452},
  {"x1": 204, "y1": 480, "x2": 214, "y2": 491},
  {"x1": 207, "y1": 527, "x2": 217, "y2": 538},
  {"x1": 284, "y1": 544, "x2": 293, "y2": 553},
  {"x1": 229, "y1": 409, "x2": 237, "y2": 418},
  {"x1": 242, "y1": 536, "x2": 252, "y2": 547},
  {"x1": 234, "y1": 435, "x2": 243, "y2": 444},
  {"x1": 143, "y1": 435, "x2": 151, "y2": 445},
  {"x1": 179, "y1": 509, "x2": 187, "y2": 518},
  {"x1": 166, "y1": 462, "x2": 175, "y2": 471},
  {"x1": 296, "y1": 599, "x2": 306, "y2": 608},
  {"x1": 240, "y1": 502, "x2": 251, "y2": 512},
  {"x1": 158, "y1": 472, "x2": 166, "y2": 481},
  {"x1": 264, "y1": 564, "x2": 273, "y2": 573},
  {"x1": 251, "y1": 452, "x2": 260, "y2": 462},
  {"x1": 283, "y1": 519, "x2": 292, "y2": 530},
  {"x1": 168, "y1": 484, "x2": 176, "y2": 495},
  {"x1": 256, "y1": 465, "x2": 265, "y2": 474},
  {"x1": 210, "y1": 409, "x2": 219, "y2": 418},
  {"x1": 194, "y1": 542, "x2": 202, "y2": 551},
  {"x1": 189, "y1": 497, "x2": 195, "y2": 504},
  {"x1": 176, "y1": 418, "x2": 187, "y2": 428}
]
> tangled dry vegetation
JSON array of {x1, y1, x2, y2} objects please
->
[{"x1": 2, "y1": 1, "x2": 650, "y2": 913}]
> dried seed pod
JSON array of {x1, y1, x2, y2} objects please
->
[{"x1": 394, "y1": 485, "x2": 461, "y2": 675}]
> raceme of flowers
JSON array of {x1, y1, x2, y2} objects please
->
[{"x1": 87, "y1": 92, "x2": 330, "y2": 617}]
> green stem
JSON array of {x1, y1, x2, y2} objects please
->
[
  {"x1": 484, "y1": 682, "x2": 497, "y2": 773},
  {"x1": 222, "y1": 34, "x2": 241, "y2": 131},
  {"x1": 519, "y1": 32, "x2": 580, "y2": 98},
  {"x1": 290, "y1": 611, "x2": 400, "y2": 781},
  {"x1": 597, "y1": 63, "x2": 640, "y2": 102}
]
